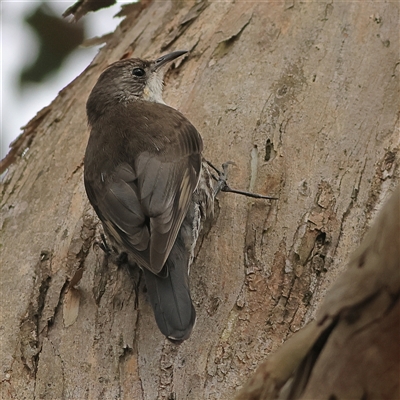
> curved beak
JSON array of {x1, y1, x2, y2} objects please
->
[{"x1": 152, "y1": 50, "x2": 188, "y2": 72}]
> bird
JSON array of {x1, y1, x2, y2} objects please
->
[
  {"x1": 84, "y1": 51, "x2": 277, "y2": 342},
  {"x1": 84, "y1": 51, "x2": 215, "y2": 341}
]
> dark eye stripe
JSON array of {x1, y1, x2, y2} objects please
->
[{"x1": 132, "y1": 68, "x2": 145, "y2": 77}]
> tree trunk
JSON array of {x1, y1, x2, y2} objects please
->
[
  {"x1": 236, "y1": 186, "x2": 400, "y2": 400},
  {"x1": 1, "y1": 1, "x2": 398, "y2": 399}
]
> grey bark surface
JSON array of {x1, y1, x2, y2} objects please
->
[{"x1": 0, "y1": 1, "x2": 399, "y2": 399}]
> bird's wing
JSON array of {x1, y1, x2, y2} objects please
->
[
  {"x1": 135, "y1": 149, "x2": 201, "y2": 273},
  {"x1": 133, "y1": 104, "x2": 203, "y2": 273},
  {"x1": 84, "y1": 103, "x2": 202, "y2": 275},
  {"x1": 84, "y1": 162, "x2": 152, "y2": 269}
]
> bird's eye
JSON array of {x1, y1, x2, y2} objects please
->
[{"x1": 132, "y1": 68, "x2": 145, "y2": 77}]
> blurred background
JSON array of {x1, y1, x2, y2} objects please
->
[{"x1": 1, "y1": 1, "x2": 125, "y2": 160}]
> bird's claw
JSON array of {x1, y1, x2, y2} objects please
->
[
  {"x1": 93, "y1": 233, "x2": 112, "y2": 254},
  {"x1": 205, "y1": 160, "x2": 233, "y2": 195},
  {"x1": 99, "y1": 233, "x2": 112, "y2": 254},
  {"x1": 207, "y1": 160, "x2": 278, "y2": 200}
]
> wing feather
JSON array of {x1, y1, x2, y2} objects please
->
[{"x1": 84, "y1": 101, "x2": 202, "y2": 274}]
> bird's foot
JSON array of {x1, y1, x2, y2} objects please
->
[
  {"x1": 206, "y1": 161, "x2": 235, "y2": 196},
  {"x1": 206, "y1": 160, "x2": 278, "y2": 200},
  {"x1": 96, "y1": 234, "x2": 127, "y2": 266},
  {"x1": 93, "y1": 233, "x2": 112, "y2": 254}
]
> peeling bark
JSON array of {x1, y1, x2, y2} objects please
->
[{"x1": 0, "y1": 1, "x2": 399, "y2": 399}]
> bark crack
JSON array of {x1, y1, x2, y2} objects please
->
[{"x1": 18, "y1": 250, "x2": 52, "y2": 379}]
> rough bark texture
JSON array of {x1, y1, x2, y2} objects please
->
[
  {"x1": 236, "y1": 186, "x2": 400, "y2": 400},
  {"x1": 0, "y1": 1, "x2": 399, "y2": 399}
]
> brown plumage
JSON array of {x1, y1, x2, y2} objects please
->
[{"x1": 84, "y1": 51, "x2": 214, "y2": 341}]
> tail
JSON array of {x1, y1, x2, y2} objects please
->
[{"x1": 142, "y1": 236, "x2": 196, "y2": 342}]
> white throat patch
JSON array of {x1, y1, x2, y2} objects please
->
[{"x1": 143, "y1": 73, "x2": 165, "y2": 104}]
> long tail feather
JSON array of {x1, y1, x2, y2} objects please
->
[{"x1": 143, "y1": 237, "x2": 196, "y2": 342}]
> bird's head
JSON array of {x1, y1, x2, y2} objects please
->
[{"x1": 87, "y1": 51, "x2": 187, "y2": 123}]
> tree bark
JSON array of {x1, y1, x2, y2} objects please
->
[
  {"x1": 0, "y1": 1, "x2": 398, "y2": 399},
  {"x1": 236, "y1": 186, "x2": 400, "y2": 400}
]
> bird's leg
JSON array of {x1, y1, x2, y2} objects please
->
[
  {"x1": 206, "y1": 161, "x2": 235, "y2": 196},
  {"x1": 206, "y1": 160, "x2": 278, "y2": 200},
  {"x1": 95, "y1": 233, "x2": 112, "y2": 254},
  {"x1": 96, "y1": 233, "x2": 129, "y2": 268}
]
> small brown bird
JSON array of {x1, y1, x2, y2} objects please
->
[
  {"x1": 84, "y1": 51, "x2": 276, "y2": 341},
  {"x1": 84, "y1": 51, "x2": 214, "y2": 341}
]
